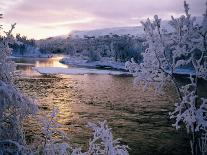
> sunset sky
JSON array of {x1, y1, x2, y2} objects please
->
[{"x1": 0, "y1": 0, "x2": 205, "y2": 39}]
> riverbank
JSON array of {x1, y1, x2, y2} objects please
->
[
  {"x1": 13, "y1": 55, "x2": 206, "y2": 77},
  {"x1": 34, "y1": 67, "x2": 131, "y2": 76},
  {"x1": 33, "y1": 56, "x2": 131, "y2": 76},
  {"x1": 60, "y1": 56, "x2": 126, "y2": 71}
]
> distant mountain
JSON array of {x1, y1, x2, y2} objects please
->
[
  {"x1": 70, "y1": 16, "x2": 203, "y2": 38},
  {"x1": 38, "y1": 16, "x2": 203, "y2": 40},
  {"x1": 69, "y1": 26, "x2": 145, "y2": 38}
]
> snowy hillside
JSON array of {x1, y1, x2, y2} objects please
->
[
  {"x1": 70, "y1": 26, "x2": 145, "y2": 38},
  {"x1": 69, "y1": 16, "x2": 202, "y2": 38}
]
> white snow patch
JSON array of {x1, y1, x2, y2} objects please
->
[
  {"x1": 173, "y1": 68, "x2": 196, "y2": 75},
  {"x1": 164, "y1": 68, "x2": 196, "y2": 75},
  {"x1": 70, "y1": 26, "x2": 144, "y2": 38},
  {"x1": 34, "y1": 67, "x2": 131, "y2": 76},
  {"x1": 60, "y1": 57, "x2": 126, "y2": 70}
]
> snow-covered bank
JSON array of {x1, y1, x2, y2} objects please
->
[
  {"x1": 34, "y1": 67, "x2": 131, "y2": 76},
  {"x1": 60, "y1": 57, "x2": 126, "y2": 70},
  {"x1": 12, "y1": 53, "x2": 53, "y2": 58},
  {"x1": 60, "y1": 57, "x2": 203, "y2": 77},
  {"x1": 170, "y1": 68, "x2": 196, "y2": 76},
  {"x1": 12, "y1": 45, "x2": 53, "y2": 58}
]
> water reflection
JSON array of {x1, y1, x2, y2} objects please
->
[
  {"x1": 15, "y1": 75, "x2": 190, "y2": 155},
  {"x1": 13, "y1": 56, "x2": 69, "y2": 76},
  {"x1": 14, "y1": 57, "x2": 204, "y2": 155}
]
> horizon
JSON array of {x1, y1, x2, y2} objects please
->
[{"x1": 0, "y1": 0, "x2": 205, "y2": 39}]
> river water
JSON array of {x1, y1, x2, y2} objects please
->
[{"x1": 13, "y1": 57, "x2": 191, "y2": 155}]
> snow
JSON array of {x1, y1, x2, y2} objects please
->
[
  {"x1": 13, "y1": 53, "x2": 53, "y2": 58},
  {"x1": 40, "y1": 17, "x2": 202, "y2": 40},
  {"x1": 126, "y1": 3, "x2": 207, "y2": 154},
  {"x1": 70, "y1": 26, "x2": 144, "y2": 38},
  {"x1": 34, "y1": 67, "x2": 131, "y2": 76},
  {"x1": 169, "y1": 68, "x2": 196, "y2": 75},
  {"x1": 60, "y1": 57, "x2": 126, "y2": 70},
  {"x1": 12, "y1": 45, "x2": 53, "y2": 58}
]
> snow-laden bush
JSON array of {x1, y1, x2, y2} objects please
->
[
  {"x1": 72, "y1": 121, "x2": 129, "y2": 155},
  {"x1": 39, "y1": 107, "x2": 70, "y2": 155},
  {"x1": 86, "y1": 121, "x2": 129, "y2": 155},
  {"x1": 0, "y1": 140, "x2": 32, "y2": 155},
  {"x1": 0, "y1": 81, "x2": 37, "y2": 144},
  {"x1": 39, "y1": 108, "x2": 128, "y2": 155},
  {"x1": 126, "y1": 1, "x2": 207, "y2": 155},
  {"x1": 0, "y1": 18, "x2": 37, "y2": 153},
  {"x1": 0, "y1": 23, "x2": 16, "y2": 83},
  {"x1": 0, "y1": 15, "x2": 128, "y2": 155}
]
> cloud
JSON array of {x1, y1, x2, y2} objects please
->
[
  {"x1": 0, "y1": 0, "x2": 23, "y2": 13},
  {"x1": 39, "y1": 18, "x2": 95, "y2": 29},
  {"x1": 1, "y1": 0, "x2": 205, "y2": 39}
]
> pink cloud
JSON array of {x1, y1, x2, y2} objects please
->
[{"x1": 1, "y1": 0, "x2": 205, "y2": 39}]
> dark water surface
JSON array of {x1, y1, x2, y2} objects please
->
[{"x1": 14, "y1": 57, "x2": 191, "y2": 155}]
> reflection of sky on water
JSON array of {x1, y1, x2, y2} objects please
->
[
  {"x1": 35, "y1": 58, "x2": 68, "y2": 68},
  {"x1": 13, "y1": 57, "x2": 69, "y2": 76},
  {"x1": 15, "y1": 74, "x2": 192, "y2": 155}
]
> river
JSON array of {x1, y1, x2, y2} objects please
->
[{"x1": 13, "y1": 56, "x2": 191, "y2": 155}]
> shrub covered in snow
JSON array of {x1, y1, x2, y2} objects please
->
[
  {"x1": 0, "y1": 15, "x2": 128, "y2": 155},
  {"x1": 126, "y1": 2, "x2": 207, "y2": 154},
  {"x1": 37, "y1": 109, "x2": 129, "y2": 155},
  {"x1": 0, "y1": 18, "x2": 37, "y2": 153},
  {"x1": 37, "y1": 34, "x2": 144, "y2": 63},
  {"x1": 126, "y1": 1, "x2": 207, "y2": 155},
  {"x1": 72, "y1": 121, "x2": 129, "y2": 155}
]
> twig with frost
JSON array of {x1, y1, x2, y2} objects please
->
[
  {"x1": 126, "y1": 1, "x2": 207, "y2": 155},
  {"x1": 39, "y1": 107, "x2": 70, "y2": 155},
  {"x1": 72, "y1": 121, "x2": 129, "y2": 155}
]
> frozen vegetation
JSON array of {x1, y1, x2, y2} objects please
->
[
  {"x1": 1, "y1": 1, "x2": 207, "y2": 155},
  {"x1": 10, "y1": 34, "x2": 52, "y2": 58},
  {"x1": 0, "y1": 23, "x2": 37, "y2": 153},
  {"x1": 0, "y1": 15, "x2": 128, "y2": 155},
  {"x1": 60, "y1": 57, "x2": 126, "y2": 70},
  {"x1": 37, "y1": 33, "x2": 144, "y2": 63},
  {"x1": 36, "y1": 17, "x2": 203, "y2": 76},
  {"x1": 126, "y1": 1, "x2": 207, "y2": 155}
]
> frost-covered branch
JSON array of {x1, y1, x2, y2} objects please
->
[
  {"x1": 0, "y1": 16, "x2": 38, "y2": 153},
  {"x1": 38, "y1": 107, "x2": 70, "y2": 155},
  {"x1": 72, "y1": 121, "x2": 129, "y2": 155},
  {"x1": 126, "y1": 1, "x2": 207, "y2": 155},
  {"x1": 87, "y1": 121, "x2": 129, "y2": 155}
]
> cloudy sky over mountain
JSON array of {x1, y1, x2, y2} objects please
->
[{"x1": 0, "y1": 0, "x2": 205, "y2": 39}]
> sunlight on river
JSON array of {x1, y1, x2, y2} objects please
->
[
  {"x1": 35, "y1": 57, "x2": 68, "y2": 68},
  {"x1": 13, "y1": 56, "x2": 68, "y2": 76},
  {"x1": 14, "y1": 57, "x2": 192, "y2": 155}
]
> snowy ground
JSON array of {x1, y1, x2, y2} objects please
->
[
  {"x1": 33, "y1": 56, "x2": 130, "y2": 76},
  {"x1": 60, "y1": 56, "x2": 204, "y2": 77},
  {"x1": 34, "y1": 67, "x2": 131, "y2": 76},
  {"x1": 60, "y1": 56, "x2": 126, "y2": 70},
  {"x1": 170, "y1": 68, "x2": 196, "y2": 76},
  {"x1": 14, "y1": 55, "x2": 203, "y2": 77}
]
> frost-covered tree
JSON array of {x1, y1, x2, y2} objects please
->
[
  {"x1": 37, "y1": 34, "x2": 144, "y2": 63},
  {"x1": 72, "y1": 121, "x2": 129, "y2": 155},
  {"x1": 0, "y1": 23, "x2": 16, "y2": 83},
  {"x1": 10, "y1": 34, "x2": 37, "y2": 56},
  {"x1": 0, "y1": 16, "x2": 37, "y2": 154},
  {"x1": 0, "y1": 15, "x2": 128, "y2": 155},
  {"x1": 126, "y1": 1, "x2": 207, "y2": 155},
  {"x1": 38, "y1": 108, "x2": 70, "y2": 155},
  {"x1": 38, "y1": 109, "x2": 129, "y2": 155}
]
